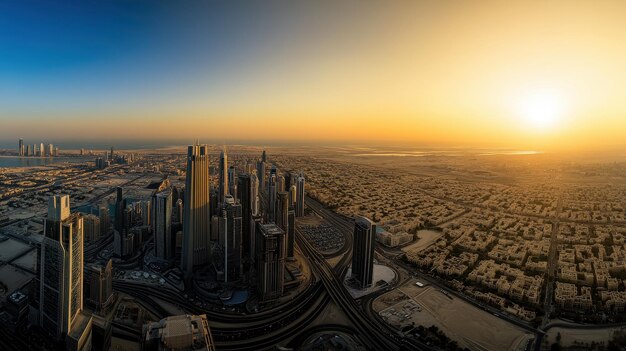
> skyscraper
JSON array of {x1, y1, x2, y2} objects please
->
[
  {"x1": 219, "y1": 150, "x2": 228, "y2": 204},
  {"x1": 87, "y1": 259, "x2": 113, "y2": 313},
  {"x1": 109, "y1": 146, "x2": 114, "y2": 162},
  {"x1": 114, "y1": 187, "x2": 127, "y2": 238},
  {"x1": 289, "y1": 184, "x2": 297, "y2": 208},
  {"x1": 284, "y1": 171, "x2": 292, "y2": 191},
  {"x1": 250, "y1": 172, "x2": 260, "y2": 217},
  {"x1": 261, "y1": 149, "x2": 267, "y2": 163},
  {"x1": 83, "y1": 214, "x2": 101, "y2": 242},
  {"x1": 287, "y1": 207, "x2": 295, "y2": 259},
  {"x1": 256, "y1": 223, "x2": 286, "y2": 301},
  {"x1": 237, "y1": 174, "x2": 252, "y2": 259},
  {"x1": 98, "y1": 206, "x2": 110, "y2": 236},
  {"x1": 295, "y1": 172, "x2": 306, "y2": 217},
  {"x1": 18, "y1": 138, "x2": 24, "y2": 156},
  {"x1": 152, "y1": 183, "x2": 173, "y2": 260},
  {"x1": 267, "y1": 170, "x2": 277, "y2": 222},
  {"x1": 40, "y1": 142, "x2": 44, "y2": 157},
  {"x1": 228, "y1": 165, "x2": 237, "y2": 201},
  {"x1": 277, "y1": 175, "x2": 285, "y2": 193},
  {"x1": 256, "y1": 160, "x2": 266, "y2": 190},
  {"x1": 351, "y1": 216, "x2": 376, "y2": 289},
  {"x1": 276, "y1": 191, "x2": 289, "y2": 231},
  {"x1": 181, "y1": 143, "x2": 211, "y2": 279},
  {"x1": 276, "y1": 191, "x2": 295, "y2": 259},
  {"x1": 40, "y1": 195, "x2": 87, "y2": 340},
  {"x1": 140, "y1": 201, "x2": 151, "y2": 227},
  {"x1": 218, "y1": 196, "x2": 242, "y2": 282}
]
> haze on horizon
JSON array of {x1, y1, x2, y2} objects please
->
[{"x1": 1, "y1": 1, "x2": 626, "y2": 154}]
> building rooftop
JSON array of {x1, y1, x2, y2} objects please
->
[{"x1": 144, "y1": 314, "x2": 215, "y2": 351}]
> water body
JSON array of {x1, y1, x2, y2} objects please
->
[{"x1": 0, "y1": 156, "x2": 92, "y2": 168}]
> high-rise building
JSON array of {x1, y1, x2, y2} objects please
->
[
  {"x1": 256, "y1": 223, "x2": 286, "y2": 301},
  {"x1": 48, "y1": 143, "x2": 54, "y2": 157},
  {"x1": 40, "y1": 195, "x2": 91, "y2": 345},
  {"x1": 87, "y1": 259, "x2": 113, "y2": 313},
  {"x1": 276, "y1": 191, "x2": 295, "y2": 259},
  {"x1": 181, "y1": 143, "x2": 211, "y2": 279},
  {"x1": 351, "y1": 216, "x2": 376, "y2": 288},
  {"x1": 99, "y1": 206, "x2": 110, "y2": 236},
  {"x1": 250, "y1": 172, "x2": 260, "y2": 216},
  {"x1": 237, "y1": 174, "x2": 252, "y2": 259},
  {"x1": 40, "y1": 142, "x2": 44, "y2": 157},
  {"x1": 140, "y1": 200, "x2": 151, "y2": 227},
  {"x1": 267, "y1": 166, "x2": 278, "y2": 222},
  {"x1": 109, "y1": 146, "x2": 114, "y2": 162},
  {"x1": 277, "y1": 175, "x2": 285, "y2": 193},
  {"x1": 295, "y1": 172, "x2": 306, "y2": 217},
  {"x1": 228, "y1": 166, "x2": 237, "y2": 201},
  {"x1": 142, "y1": 314, "x2": 216, "y2": 351},
  {"x1": 114, "y1": 227, "x2": 134, "y2": 258},
  {"x1": 219, "y1": 150, "x2": 228, "y2": 204},
  {"x1": 217, "y1": 196, "x2": 242, "y2": 282},
  {"x1": 261, "y1": 149, "x2": 267, "y2": 163},
  {"x1": 114, "y1": 187, "x2": 127, "y2": 236},
  {"x1": 284, "y1": 171, "x2": 292, "y2": 191},
  {"x1": 287, "y1": 207, "x2": 295, "y2": 259},
  {"x1": 289, "y1": 184, "x2": 297, "y2": 208},
  {"x1": 256, "y1": 160, "x2": 266, "y2": 190},
  {"x1": 18, "y1": 138, "x2": 24, "y2": 156},
  {"x1": 83, "y1": 214, "x2": 101, "y2": 242},
  {"x1": 152, "y1": 184, "x2": 173, "y2": 260},
  {"x1": 25, "y1": 144, "x2": 30, "y2": 157},
  {"x1": 174, "y1": 199, "x2": 183, "y2": 225},
  {"x1": 32, "y1": 144, "x2": 36, "y2": 156},
  {"x1": 276, "y1": 191, "x2": 289, "y2": 231}
]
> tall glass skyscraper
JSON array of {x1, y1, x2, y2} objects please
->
[
  {"x1": 351, "y1": 216, "x2": 376, "y2": 288},
  {"x1": 296, "y1": 172, "x2": 306, "y2": 217},
  {"x1": 40, "y1": 195, "x2": 84, "y2": 339},
  {"x1": 219, "y1": 150, "x2": 228, "y2": 204},
  {"x1": 181, "y1": 143, "x2": 211, "y2": 280},
  {"x1": 152, "y1": 181, "x2": 173, "y2": 260}
]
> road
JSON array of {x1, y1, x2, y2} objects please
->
[{"x1": 306, "y1": 196, "x2": 540, "y2": 348}]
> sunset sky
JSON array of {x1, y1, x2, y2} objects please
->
[{"x1": 1, "y1": 1, "x2": 626, "y2": 152}]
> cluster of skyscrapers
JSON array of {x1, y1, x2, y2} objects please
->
[
  {"x1": 179, "y1": 144, "x2": 306, "y2": 300},
  {"x1": 18, "y1": 138, "x2": 59, "y2": 157},
  {"x1": 18, "y1": 145, "x2": 311, "y2": 350}
]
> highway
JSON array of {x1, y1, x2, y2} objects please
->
[
  {"x1": 301, "y1": 197, "x2": 427, "y2": 351},
  {"x1": 305, "y1": 196, "x2": 540, "y2": 349}
]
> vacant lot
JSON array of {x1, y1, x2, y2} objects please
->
[
  {"x1": 402, "y1": 230, "x2": 442, "y2": 253},
  {"x1": 374, "y1": 280, "x2": 533, "y2": 351}
]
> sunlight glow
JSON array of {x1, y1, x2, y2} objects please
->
[{"x1": 518, "y1": 89, "x2": 566, "y2": 132}]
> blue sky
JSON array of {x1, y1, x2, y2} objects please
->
[{"x1": 2, "y1": 1, "x2": 625, "y2": 152}]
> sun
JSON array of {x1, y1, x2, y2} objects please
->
[{"x1": 517, "y1": 88, "x2": 565, "y2": 132}]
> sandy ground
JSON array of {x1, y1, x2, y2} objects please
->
[
  {"x1": 544, "y1": 324, "x2": 626, "y2": 349},
  {"x1": 402, "y1": 230, "x2": 443, "y2": 253},
  {"x1": 375, "y1": 281, "x2": 533, "y2": 351}
]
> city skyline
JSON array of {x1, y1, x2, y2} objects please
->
[
  {"x1": 1, "y1": 2, "x2": 626, "y2": 351},
  {"x1": 2, "y1": 1, "x2": 626, "y2": 153}
]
